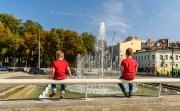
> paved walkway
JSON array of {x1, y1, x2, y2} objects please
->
[{"x1": 1, "y1": 95, "x2": 180, "y2": 111}]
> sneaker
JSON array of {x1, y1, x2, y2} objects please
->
[
  {"x1": 124, "y1": 92, "x2": 128, "y2": 97},
  {"x1": 61, "y1": 90, "x2": 65, "y2": 94},
  {"x1": 127, "y1": 94, "x2": 132, "y2": 98},
  {"x1": 49, "y1": 91, "x2": 56, "y2": 97},
  {"x1": 60, "y1": 94, "x2": 64, "y2": 99}
]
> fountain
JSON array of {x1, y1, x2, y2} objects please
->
[
  {"x1": 38, "y1": 22, "x2": 137, "y2": 98},
  {"x1": 42, "y1": 22, "x2": 136, "y2": 96},
  {"x1": 97, "y1": 22, "x2": 106, "y2": 78},
  {"x1": 76, "y1": 54, "x2": 83, "y2": 78},
  {"x1": 75, "y1": 22, "x2": 107, "y2": 78},
  {"x1": 66, "y1": 22, "x2": 123, "y2": 95}
]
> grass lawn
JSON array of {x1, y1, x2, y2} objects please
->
[{"x1": 24, "y1": 84, "x2": 158, "y2": 99}]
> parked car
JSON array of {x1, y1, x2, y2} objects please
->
[
  {"x1": 0, "y1": 66, "x2": 7, "y2": 71},
  {"x1": 7, "y1": 67, "x2": 16, "y2": 72},
  {"x1": 29, "y1": 67, "x2": 47, "y2": 74},
  {"x1": 16, "y1": 67, "x2": 28, "y2": 73}
]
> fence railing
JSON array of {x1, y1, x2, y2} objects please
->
[{"x1": 0, "y1": 78, "x2": 180, "y2": 99}]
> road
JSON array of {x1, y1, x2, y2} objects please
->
[{"x1": 0, "y1": 72, "x2": 48, "y2": 99}]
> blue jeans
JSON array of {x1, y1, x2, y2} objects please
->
[
  {"x1": 118, "y1": 76, "x2": 133, "y2": 95},
  {"x1": 51, "y1": 84, "x2": 65, "y2": 93}
]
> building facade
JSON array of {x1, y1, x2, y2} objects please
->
[
  {"x1": 119, "y1": 36, "x2": 141, "y2": 61},
  {"x1": 106, "y1": 36, "x2": 141, "y2": 70},
  {"x1": 133, "y1": 49, "x2": 180, "y2": 74}
]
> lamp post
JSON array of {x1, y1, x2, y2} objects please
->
[
  {"x1": 171, "y1": 42, "x2": 174, "y2": 77},
  {"x1": 111, "y1": 32, "x2": 115, "y2": 70},
  {"x1": 38, "y1": 30, "x2": 41, "y2": 68}
]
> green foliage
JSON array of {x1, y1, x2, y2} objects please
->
[
  {"x1": 20, "y1": 20, "x2": 43, "y2": 34},
  {"x1": 0, "y1": 21, "x2": 6, "y2": 38},
  {"x1": 81, "y1": 32, "x2": 96, "y2": 55},
  {"x1": 0, "y1": 21, "x2": 10, "y2": 62},
  {"x1": 0, "y1": 13, "x2": 96, "y2": 67},
  {"x1": 19, "y1": 20, "x2": 44, "y2": 66},
  {"x1": 42, "y1": 29, "x2": 86, "y2": 67},
  {"x1": 42, "y1": 28, "x2": 62, "y2": 65},
  {"x1": 62, "y1": 30, "x2": 86, "y2": 65},
  {"x1": 0, "y1": 13, "x2": 21, "y2": 34},
  {"x1": 5, "y1": 34, "x2": 21, "y2": 54}
]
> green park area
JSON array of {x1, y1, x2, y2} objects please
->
[{"x1": 20, "y1": 84, "x2": 158, "y2": 99}]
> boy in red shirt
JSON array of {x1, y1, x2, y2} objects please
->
[
  {"x1": 119, "y1": 48, "x2": 138, "y2": 98},
  {"x1": 49, "y1": 50, "x2": 73, "y2": 98}
]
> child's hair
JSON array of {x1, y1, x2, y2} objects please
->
[
  {"x1": 126, "y1": 48, "x2": 133, "y2": 56},
  {"x1": 56, "y1": 50, "x2": 64, "y2": 59}
]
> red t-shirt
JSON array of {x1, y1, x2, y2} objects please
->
[
  {"x1": 121, "y1": 57, "x2": 138, "y2": 80},
  {"x1": 52, "y1": 60, "x2": 69, "y2": 80}
]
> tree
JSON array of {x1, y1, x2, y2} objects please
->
[
  {"x1": 0, "y1": 13, "x2": 22, "y2": 66},
  {"x1": 20, "y1": 20, "x2": 43, "y2": 34},
  {"x1": 4, "y1": 34, "x2": 21, "y2": 67},
  {"x1": 0, "y1": 13, "x2": 21, "y2": 34},
  {"x1": 0, "y1": 21, "x2": 10, "y2": 38},
  {"x1": 40, "y1": 31, "x2": 51, "y2": 67},
  {"x1": 81, "y1": 32, "x2": 96, "y2": 55},
  {"x1": 20, "y1": 20, "x2": 43, "y2": 67},
  {"x1": 0, "y1": 21, "x2": 11, "y2": 65},
  {"x1": 0, "y1": 13, "x2": 96, "y2": 68},
  {"x1": 42, "y1": 29, "x2": 87, "y2": 67},
  {"x1": 42, "y1": 28, "x2": 61, "y2": 66},
  {"x1": 62, "y1": 30, "x2": 86, "y2": 66}
]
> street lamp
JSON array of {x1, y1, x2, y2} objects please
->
[
  {"x1": 171, "y1": 42, "x2": 174, "y2": 77},
  {"x1": 38, "y1": 30, "x2": 41, "y2": 68},
  {"x1": 111, "y1": 32, "x2": 115, "y2": 70}
]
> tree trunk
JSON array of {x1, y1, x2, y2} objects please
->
[
  {"x1": 13, "y1": 57, "x2": 16, "y2": 68},
  {"x1": 25, "y1": 58, "x2": 28, "y2": 67},
  {"x1": 0, "y1": 60, "x2": 2, "y2": 66}
]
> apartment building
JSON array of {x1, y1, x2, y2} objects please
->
[
  {"x1": 134, "y1": 48, "x2": 180, "y2": 74},
  {"x1": 107, "y1": 36, "x2": 141, "y2": 70},
  {"x1": 119, "y1": 36, "x2": 141, "y2": 61}
]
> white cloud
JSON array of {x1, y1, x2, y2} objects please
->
[
  {"x1": 50, "y1": 10, "x2": 95, "y2": 19},
  {"x1": 102, "y1": 0, "x2": 123, "y2": 16},
  {"x1": 100, "y1": 0, "x2": 129, "y2": 34}
]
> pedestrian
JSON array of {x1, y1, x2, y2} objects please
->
[
  {"x1": 49, "y1": 50, "x2": 73, "y2": 98},
  {"x1": 157, "y1": 71, "x2": 160, "y2": 77},
  {"x1": 118, "y1": 48, "x2": 138, "y2": 98}
]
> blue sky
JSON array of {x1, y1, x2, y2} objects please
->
[{"x1": 1, "y1": 0, "x2": 180, "y2": 44}]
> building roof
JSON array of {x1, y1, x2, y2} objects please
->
[{"x1": 123, "y1": 36, "x2": 140, "y2": 42}]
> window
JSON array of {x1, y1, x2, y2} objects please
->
[
  {"x1": 160, "y1": 55, "x2": 163, "y2": 60},
  {"x1": 165, "y1": 55, "x2": 168, "y2": 60},
  {"x1": 165, "y1": 64, "x2": 168, "y2": 67},
  {"x1": 141, "y1": 56, "x2": 143, "y2": 60},
  {"x1": 176, "y1": 55, "x2": 178, "y2": 60},
  {"x1": 176, "y1": 64, "x2": 178, "y2": 67},
  {"x1": 144, "y1": 55, "x2": 146, "y2": 60},
  {"x1": 147, "y1": 55, "x2": 149, "y2": 60},
  {"x1": 152, "y1": 55, "x2": 155, "y2": 60},
  {"x1": 160, "y1": 63, "x2": 163, "y2": 67},
  {"x1": 169, "y1": 55, "x2": 172, "y2": 59},
  {"x1": 169, "y1": 43, "x2": 172, "y2": 46}
]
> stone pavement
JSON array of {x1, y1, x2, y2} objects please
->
[{"x1": 1, "y1": 95, "x2": 180, "y2": 111}]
